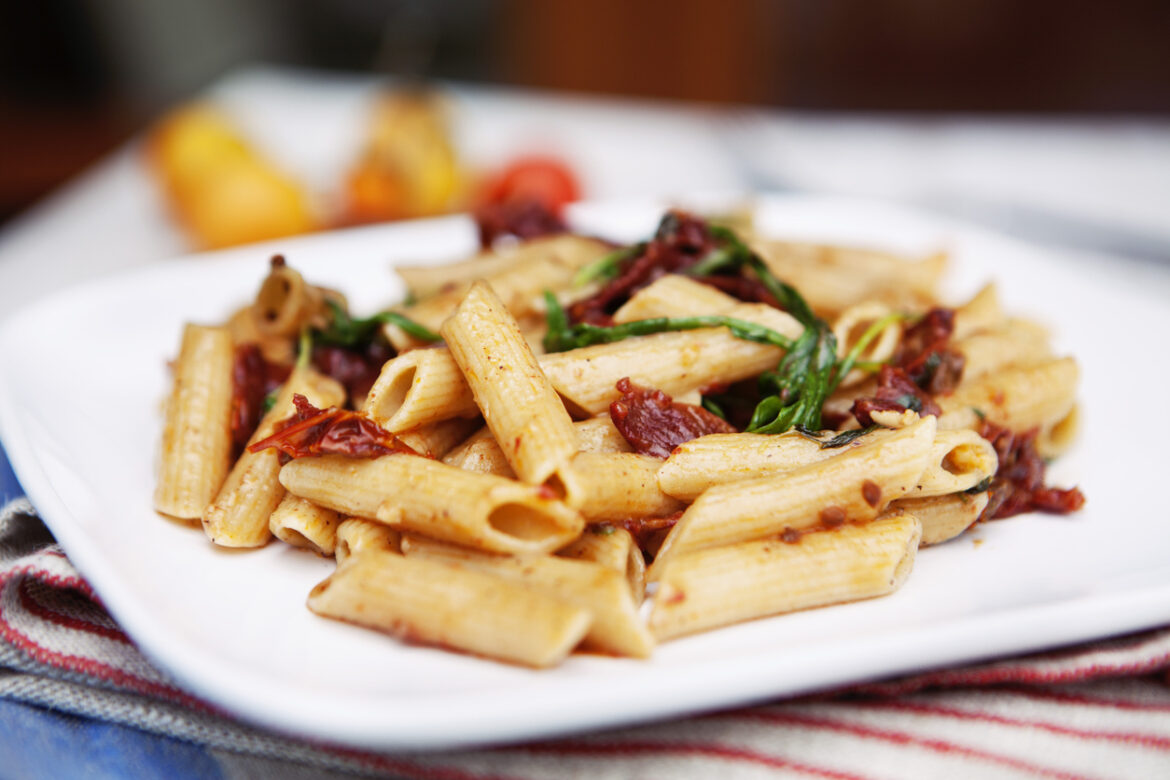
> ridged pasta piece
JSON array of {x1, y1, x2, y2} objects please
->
[
  {"x1": 280, "y1": 454, "x2": 584, "y2": 555},
  {"x1": 558, "y1": 526, "x2": 646, "y2": 604},
  {"x1": 308, "y1": 550, "x2": 592, "y2": 668},
  {"x1": 938, "y1": 357, "x2": 1079, "y2": 435},
  {"x1": 154, "y1": 324, "x2": 235, "y2": 521},
  {"x1": 612, "y1": 274, "x2": 738, "y2": 322},
  {"x1": 201, "y1": 368, "x2": 344, "y2": 548},
  {"x1": 400, "y1": 535, "x2": 653, "y2": 657},
  {"x1": 657, "y1": 427, "x2": 900, "y2": 502},
  {"x1": 365, "y1": 348, "x2": 479, "y2": 432},
  {"x1": 952, "y1": 283, "x2": 1003, "y2": 340},
  {"x1": 649, "y1": 416, "x2": 935, "y2": 580},
  {"x1": 388, "y1": 236, "x2": 610, "y2": 333},
  {"x1": 954, "y1": 318, "x2": 1051, "y2": 382},
  {"x1": 395, "y1": 416, "x2": 480, "y2": 458},
  {"x1": 442, "y1": 427, "x2": 514, "y2": 475},
  {"x1": 648, "y1": 513, "x2": 922, "y2": 641},
  {"x1": 893, "y1": 492, "x2": 988, "y2": 546},
  {"x1": 752, "y1": 240, "x2": 946, "y2": 317},
  {"x1": 564, "y1": 452, "x2": 683, "y2": 521},
  {"x1": 540, "y1": 302, "x2": 801, "y2": 416},
  {"x1": 334, "y1": 517, "x2": 401, "y2": 567},
  {"x1": 831, "y1": 301, "x2": 903, "y2": 388},
  {"x1": 269, "y1": 493, "x2": 341, "y2": 555},
  {"x1": 442, "y1": 281, "x2": 580, "y2": 492},
  {"x1": 910, "y1": 429, "x2": 999, "y2": 498}
]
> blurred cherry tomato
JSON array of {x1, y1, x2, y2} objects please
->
[{"x1": 484, "y1": 156, "x2": 580, "y2": 211}]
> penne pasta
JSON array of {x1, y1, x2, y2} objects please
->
[
  {"x1": 938, "y1": 357, "x2": 1079, "y2": 435},
  {"x1": 269, "y1": 493, "x2": 341, "y2": 555},
  {"x1": 202, "y1": 368, "x2": 345, "y2": 547},
  {"x1": 557, "y1": 526, "x2": 646, "y2": 603},
  {"x1": 649, "y1": 416, "x2": 936, "y2": 579},
  {"x1": 154, "y1": 324, "x2": 235, "y2": 521},
  {"x1": 648, "y1": 513, "x2": 922, "y2": 640},
  {"x1": 442, "y1": 281, "x2": 581, "y2": 493},
  {"x1": 564, "y1": 452, "x2": 684, "y2": 521},
  {"x1": 893, "y1": 493, "x2": 988, "y2": 546},
  {"x1": 309, "y1": 550, "x2": 591, "y2": 668},
  {"x1": 334, "y1": 517, "x2": 401, "y2": 566},
  {"x1": 280, "y1": 454, "x2": 584, "y2": 555},
  {"x1": 400, "y1": 536, "x2": 653, "y2": 657}
]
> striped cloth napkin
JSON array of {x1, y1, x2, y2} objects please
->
[{"x1": 2, "y1": 496, "x2": 1169, "y2": 779}]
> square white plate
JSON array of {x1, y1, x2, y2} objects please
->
[{"x1": 2, "y1": 195, "x2": 1169, "y2": 751}]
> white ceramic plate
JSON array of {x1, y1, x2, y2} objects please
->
[{"x1": 2, "y1": 195, "x2": 1169, "y2": 751}]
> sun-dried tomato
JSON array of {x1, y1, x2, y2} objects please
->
[
  {"x1": 610, "y1": 377, "x2": 737, "y2": 459},
  {"x1": 474, "y1": 198, "x2": 567, "y2": 249},
  {"x1": 311, "y1": 341, "x2": 395, "y2": 406},
  {"x1": 594, "y1": 512, "x2": 683, "y2": 560},
  {"x1": 248, "y1": 394, "x2": 416, "y2": 461},
  {"x1": 230, "y1": 344, "x2": 291, "y2": 456},
  {"x1": 897, "y1": 307, "x2": 965, "y2": 395},
  {"x1": 978, "y1": 420, "x2": 1084, "y2": 519},
  {"x1": 851, "y1": 365, "x2": 941, "y2": 426},
  {"x1": 568, "y1": 211, "x2": 733, "y2": 326}
]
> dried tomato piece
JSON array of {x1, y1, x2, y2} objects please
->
[
  {"x1": 311, "y1": 341, "x2": 395, "y2": 406},
  {"x1": 474, "y1": 198, "x2": 567, "y2": 248},
  {"x1": 248, "y1": 394, "x2": 416, "y2": 460},
  {"x1": 567, "y1": 211, "x2": 729, "y2": 326},
  {"x1": 896, "y1": 307, "x2": 965, "y2": 395},
  {"x1": 593, "y1": 512, "x2": 683, "y2": 560},
  {"x1": 609, "y1": 377, "x2": 736, "y2": 459},
  {"x1": 978, "y1": 420, "x2": 1084, "y2": 520},
  {"x1": 851, "y1": 365, "x2": 941, "y2": 426},
  {"x1": 230, "y1": 344, "x2": 291, "y2": 456}
]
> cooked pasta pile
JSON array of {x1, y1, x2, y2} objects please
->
[{"x1": 154, "y1": 209, "x2": 1083, "y2": 667}]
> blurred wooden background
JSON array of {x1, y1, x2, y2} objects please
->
[{"x1": 2, "y1": 0, "x2": 1168, "y2": 223}]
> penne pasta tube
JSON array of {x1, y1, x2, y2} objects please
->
[
  {"x1": 269, "y1": 493, "x2": 341, "y2": 555},
  {"x1": 648, "y1": 513, "x2": 922, "y2": 641},
  {"x1": 1034, "y1": 404, "x2": 1080, "y2": 459},
  {"x1": 540, "y1": 302, "x2": 801, "y2": 416},
  {"x1": 391, "y1": 236, "x2": 611, "y2": 332},
  {"x1": 952, "y1": 283, "x2": 1003, "y2": 340},
  {"x1": 893, "y1": 493, "x2": 988, "y2": 546},
  {"x1": 831, "y1": 302, "x2": 903, "y2": 388},
  {"x1": 394, "y1": 416, "x2": 480, "y2": 458},
  {"x1": 442, "y1": 426, "x2": 514, "y2": 476},
  {"x1": 572, "y1": 415, "x2": 634, "y2": 454},
  {"x1": 657, "y1": 427, "x2": 902, "y2": 502},
  {"x1": 308, "y1": 550, "x2": 592, "y2": 668},
  {"x1": 564, "y1": 452, "x2": 684, "y2": 521},
  {"x1": 442, "y1": 281, "x2": 580, "y2": 491},
  {"x1": 202, "y1": 368, "x2": 345, "y2": 547},
  {"x1": 444, "y1": 416, "x2": 635, "y2": 478},
  {"x1": 154, "y1": 324, "x2": 235, "y2": 521},
  {"x1": 649, "y1": 416, "x2": 936, "y2": 579},
  {"x1": 365, "y1": 348, "x2": 479, "y2": 432},
  {"x1": 397, "y1": 235, "x2": 610, "y2": 305},
  {"x1": 558, "y1": 526, "x2": 646, "y2": 603},
  {"x1": 910, "y1": 429, "x2": 999, "y2": 498},
  {"x1": 334, "y1": 517, "x2": 401, "y2": 566},
  {"x1": 280, "y1": 454, "x2": 584, "y2": 555},
  {"x1": 938, "y1": 357, "x2": 1079, "y2": 434},
  {"x1": 953, "y1": 318, "x2": 1051, "y2": 382},
  {"x1": 401, "y1": 536, "x2": 653, "y2": 657},
  {"x1": 612, "y1": 274, "x2": 738, "y2": 322},
  {"x1": 753, "y1": 241, "x2": 946, "y2": 317},
  {"x1": 252, "y1": 258, "x2": 340, "y2": 339}
]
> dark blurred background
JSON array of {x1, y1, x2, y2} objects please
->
[{"x1": 2, "y1": 0, "x2": 1168, "y2": 225}]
